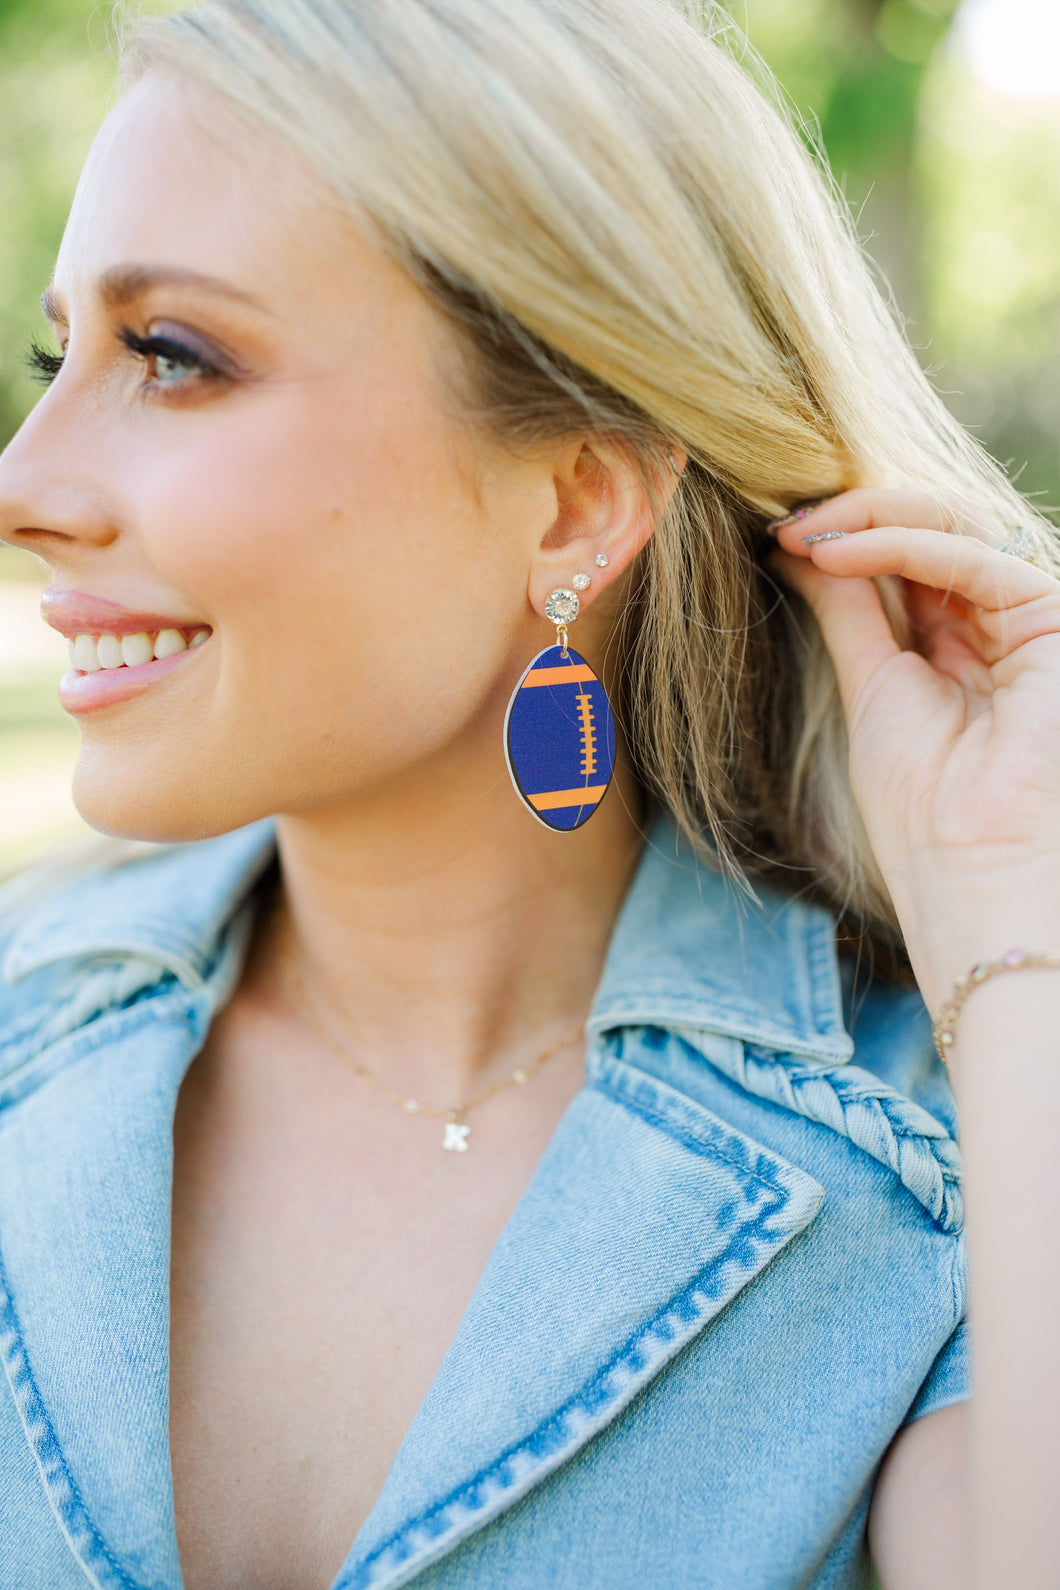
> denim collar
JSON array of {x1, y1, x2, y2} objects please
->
[
  {"x1": 587, "y1": 822, "x2": 851, "y2": 1063},
  {"x1": 1, "y1": 820, "x2": 275, "y2": 991},
  {"x1": 2, "y1": 815, "x2": 851, "y2": 1064}
]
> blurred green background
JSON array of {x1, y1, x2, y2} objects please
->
[{"x1": 1, "y1": 0, "x2": 1058, "y2": 878}]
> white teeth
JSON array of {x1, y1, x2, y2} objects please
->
[
  {"x1": 121, "y1": 632, "x2": 154, "y2": 667},
  {"x1": 68, "y1": 627, "x2": 208, "y2": 673},
  {"x1": 72, "y1": 634, "x2": 101, "y2": 672},
  {"x1": 153, "y1": 628, "x2": 187, "y2": 659},
  {"x1": 96, "y1": 634, "x2": 124, "y2": 670}
]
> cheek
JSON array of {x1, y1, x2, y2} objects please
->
[
  {"x1": 71, "y1": 390, "x2": 525, "y2": 839},
  {"x1": 135, "y1": 378, "x2": 480, "y2": 629}
]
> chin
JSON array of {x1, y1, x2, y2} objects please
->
[{"x1": 70, "y1": 749, "x2": 268, "y2": 846}]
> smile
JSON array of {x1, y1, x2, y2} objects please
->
[
  {"x1": 68, "y1": 627, "x2": 211, "y2": 673},
  {"x1": 57, "y1": 628, "x2": 212, "y2": 716},
  {"x1": 40, "y1": 589, "x2": 214, "y2": 717}
]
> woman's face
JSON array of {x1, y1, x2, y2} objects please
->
[{"x1": 0, "y1": 73, "x2": 582, "y2": 841}]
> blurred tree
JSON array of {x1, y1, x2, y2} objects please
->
[
  {"x1": 727, "y1": 0, "x2": 960, "y2": 324},
  {"x1": 728, "y1": 0, "x2": 1058, "y2": 509},
  {"x1": 0, "y1": 0, "x2": 112, "y2": 444},
  {"x1": 918, "y1": 61, "x2": 1060, "y2": 510},
  {"x1": 822, "y1": 0, "x2": 961, "y2": 323}
]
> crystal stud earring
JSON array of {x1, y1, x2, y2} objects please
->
[
  {"x1": 594, "y1": 553, "x2": 609, "y2": 568},
  {"x1": 571, "y1": 572, "x2": 591, "y2": 591},
  {"x1": 542, "y1": 587, "x2": 580, "y2": 646}
]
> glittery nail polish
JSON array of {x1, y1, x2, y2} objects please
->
[{"x1": 766, "y1": 501, "x2": 829, "y2": 536}]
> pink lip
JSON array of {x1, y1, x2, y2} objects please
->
[
  {"x1": 41, "y1": 586, "x2": 210, "y2": 640},
  {"x1": 58, "y1": 649, "x2": 203, "y2": 715}
]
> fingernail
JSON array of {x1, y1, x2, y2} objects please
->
[
  {"x1": 766, "y1": 502, "x2": 828, "y2": 535},
  {"x1": 801, "y1": 530, "x2": 848, "y2": 545}
]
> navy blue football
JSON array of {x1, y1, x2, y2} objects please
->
[{"x1": 504, "y1": 644, "x2": 615, "y2": 831}]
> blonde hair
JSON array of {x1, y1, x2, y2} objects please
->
[{"x1": 117, "y1": 0, "x2": 1058, "y2": 956}]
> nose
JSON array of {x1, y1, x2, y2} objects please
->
[{"x1": 0, "y1": 389, "x2": 119, "y2": 566}]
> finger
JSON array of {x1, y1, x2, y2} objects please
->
[
  {"x1": 770, "y1": 487, "x2": 970, "y2": 551},
  {"x1": 973, "y1": 590, "x2": 1060, "y2": 656},
  {"x1": 901, "y1": 579, "x2": 997, "y2": 687},
  {"x1": 768, "y1": 550, "x2": 908, "y2": 715},
  {"x1": 795, "y1": 526, "x2": 1058, "y2": 614}
]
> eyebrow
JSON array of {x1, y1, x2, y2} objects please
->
[{"x1": 40, "y1": 264, "x2": 272, "y2": 326}]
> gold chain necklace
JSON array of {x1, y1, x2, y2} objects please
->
[{"x1": 277, "y1": 912, "x2": 584, "y2": 1152}]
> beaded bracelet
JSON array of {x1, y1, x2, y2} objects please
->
[{"x1": 933, "y1": 948, "x2": 1060, "y2": 1062}]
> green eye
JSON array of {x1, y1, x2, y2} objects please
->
[
  {"x1": 154, "y1": 347, "x2": 199, "y2": 384},
  {"x1": 120, "y1": 326, "x2": 217, "y2": 391}
]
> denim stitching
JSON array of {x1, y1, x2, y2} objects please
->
[
  {"x1": 0, "y1": 1240, "x2": 143, "y2": 1590},
  {"x1": 586, "y1": 1074, "x2": 797, "y2": 1200},
  {"x1": 809, "y1": 913, "x2": 845, "y2": 1039},
  {"x1": 348, "y1": 1189, "x2": 804, "y2": 1587},
  {"x1": 948, "y1": 1236, "x2": 967, "y2": 1328}
]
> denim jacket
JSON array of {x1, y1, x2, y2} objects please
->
[{"x1": 0, "y1": 818, "x2": 967, "y2": 1590}]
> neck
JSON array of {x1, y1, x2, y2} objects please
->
[{"x1": 262, "y1": 753, "x2": 646, "y2": 1103}]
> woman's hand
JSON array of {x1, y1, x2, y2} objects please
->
[
  {"x1": 769, "y1": 489, "x2": 1060, "y2": 1008},
  {"x1": 774, "y1": 490, "x2": 1060, "y2": 1589}
]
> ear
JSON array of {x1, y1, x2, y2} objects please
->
[{"x1": 527, "y1": 438, "x2": 683, "y2": 618}]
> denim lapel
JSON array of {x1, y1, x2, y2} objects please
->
[
  {"x1": 0, "y1": 829, "x2": 273, "y2": 1590},
  {"x1": 336, "y1": 1045, "x2": 824, "y2": 1590},
  {"x1": 0, "y1": 989, "x2": 213, "y2": 1589}
]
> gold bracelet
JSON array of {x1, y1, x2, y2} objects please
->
[{"x1": 933, "y1": 948, "x2": 1060, "y2": 1062}]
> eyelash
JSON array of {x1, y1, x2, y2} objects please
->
[
  {"x1": 23, "y1": 328, "x2": 220, "y2": 394},
  {"x1": 24, "y1": 340, "x2": 64, "y2": 386}
]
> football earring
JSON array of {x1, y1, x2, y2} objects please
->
[{"x1": 504, "y1": 584, "x2": 616, "y2": 832}]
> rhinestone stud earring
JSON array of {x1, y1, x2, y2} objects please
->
[
  {"x1": 594, "y1": 553, "x2": 609, "y2": 568},
  {"x1": 571, "y1": 573, "x2": 591, "y2": 591}
]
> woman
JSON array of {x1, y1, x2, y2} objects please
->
[{"x1": 0, "y1": 1, "x2": 1058, "y2": 1586}]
